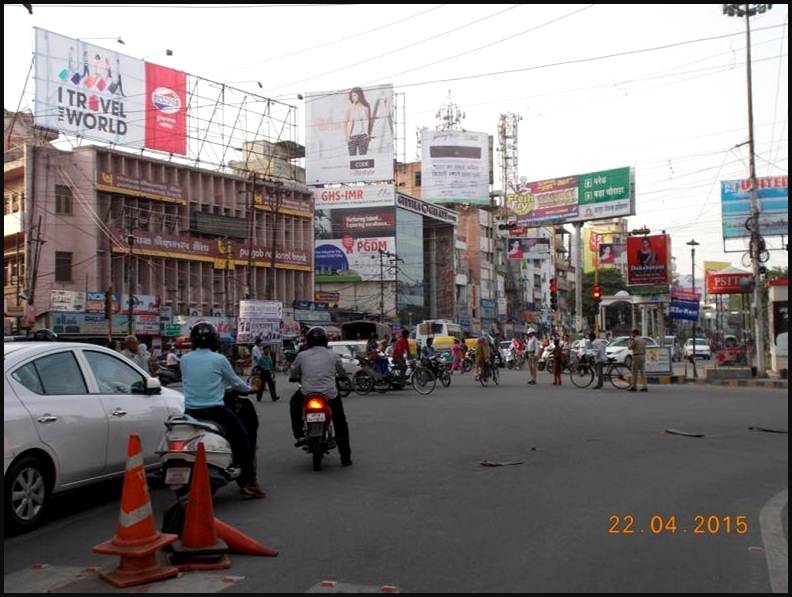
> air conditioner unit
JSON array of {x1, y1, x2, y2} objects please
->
[
  {"x1": 189, "y1": 308, "x2": 202, "y2": 317},
  {"x1": 210, "y1": 309, "x2": 223, "y2": 317}
]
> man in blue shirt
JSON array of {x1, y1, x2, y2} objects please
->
[{"x1": 180, "y1": 322, "x2": 266, "y2": 498}]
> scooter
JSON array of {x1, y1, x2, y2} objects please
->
[
  {"x1": 538, "y1": 344, "x2": 554, "y2": 371},
  {"x1": 157, "y1": 388, "x2": 256, "y2": 497}
]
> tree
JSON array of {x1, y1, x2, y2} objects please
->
[{"x1": 582, "y1": 269, "x2": 628, "y2": 330}]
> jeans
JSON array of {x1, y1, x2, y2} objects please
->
[
  {"x1": 348, "y1": 134, "x2": 370, "y2": 156},
  {"x1": 185, "y1": 405, "x2": 256, "y2": 486},
  {"x1": 290, "y1": 390, "x2": 351, "y2": 461},
  {"x1": 256, "y1": 370, "x2": 278, "y2": 401}
]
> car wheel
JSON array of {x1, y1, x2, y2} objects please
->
[{"x1": 5, "y1": 455, "x2": 51, "y2": 532}]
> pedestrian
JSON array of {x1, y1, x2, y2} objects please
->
[
  {"x1": 255, "y1": 345, "x2": 280, "y2": 402},
  {"x1": 590, "y1": 332, "x2": 607, "y2": 389},
  {"x1": 451, "y1": 337, "x2": 465, "y2": 374},
  {"x1": 121, "y1": 335, "x2": 155, "y2": 375},
  {"x1": 526, "y1": 328, "x2": 539, "y2": 384},
  {"x1": 251, "y1": 338, "x2": 263, "y2": 367},
  {"x1": 552, "y1": 337, "x2": 563, "y2": 385},
  {"x1": 628, "y1": 328, "x2": 648, "y2": 392}
]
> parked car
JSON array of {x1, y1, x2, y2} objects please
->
[
  {"x1": 684, "y1": 338, "x2": 712, "y2": 360},
  {"x1": 4, "y1": 342, "x2": 184, "y2": 532},
  {"x1": 605, "y1": 336, "x2": 659, "y2": 368},
  {"x1": 327, "y1": 341, "x2": 365, "y2": 376}
]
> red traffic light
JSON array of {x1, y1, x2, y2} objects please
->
[
  {"x1": 592, "y1": 285, "x2": 602, "y2": 301},
  {"x1": 549, "y1": 278, "x2": 557, "y2": 293}
]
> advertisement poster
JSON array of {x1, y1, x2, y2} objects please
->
[
  {"x1": 627, "y1": 234, "x2": 671, "y2": 287},
  {"x1": 720, "y1": 176, "x2": 788, "y2": 239},
  {"x1": 669, "y1": 288, "x2": 701, "y2": 321},
  {"x1": 315, "y1": 236, "x2": 396, "y2": 282},
  {"x1": 706, "y1": 268, "x2": 754, "y2": 294},
  {"x1": 313, "y1": 184, "x2": 395, "y2": 210},
  {"x1": 305, "y1": 84, "x2": 394, "y2": 185},
  {"x1": 421, "y1": 130, "x2": 490, "y2": 205},
  {"x1": 315, "y1": 207, "x2": 396, "y2": 240},
  {"x1": 512, "y1": 167, "x2": 634, "y2": 226},
  {"x1": 50, "y1": 290, "x2": 85, "y2": 312},
  {"x1": 506, "y1": 237, "x2": 551, "y2": 260},
  {"x1": 237, "y1": 300, "x2": 283, "y2": 344},
  {"x1": 34, "y1": 28, "x2": 186, "y2": 154}
]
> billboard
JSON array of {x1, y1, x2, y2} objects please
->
[
  {"x1": 50, "y1": 290, "x2": 85, "y2": 312},
  {"x1": 305, "y1": 84, "x2": 394, "y2": 185},
  {"x1": 583, "y1": 227, "x2": 626, "y2": 274},
  {"x1": 506, "y1": 237, "x2": 551, "y2": 260},
  {"x1": 238, "y1": 300, "x2": 283, "y2": 344},
  {"x1": 706, "y1": 269, "x2": 753, "y2": 294},
  {"x1": 34, "y1": 28, "x2": 187, "y2": 155},
  {"x1": 669, "y1": 288, "x2": 700, "y2": 321},
  {"x1": 421, "y1": 130, "x2": 490, "y2": 205},
  {"x1": 315, "y1": 236, "x2": 396, "y2": 282},
  {"x1": 510, "y1": 167, "x2": 634, "y2": 226},
  {"x1": 720, "y1": 176, "x2": 788, "y2": 239},
  {"x1": 315, "y1": 207, "x2": 396, "y2": 240},
  {"x1": 627, "y1": 234, "x2": 671, "y2": 287},
  {"x1": 313, "y1": 184, "x2": 395, "y2": 210}
]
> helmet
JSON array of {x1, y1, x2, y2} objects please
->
[
  {"x1": 190, "y1": 321, "x2": 220, "y2": 350},
  {"x1": 305, "y1": 326, "x2": 328, "y2": 348}
]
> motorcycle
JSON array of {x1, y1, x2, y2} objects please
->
[
  {"x1": 354, "y1": 355, "x2": 406, "y2": 394},
  {"x1": 158, "y1": 363, "x2": 181, "y2": 386},
  {"x1": 462, "y1": 348, "x2": 476, "y2": 373},
  {"x1": 158, "y1": 388, "x2": 257, "y2": 498},
  {"x1": 423, "y1": 354, "x2": 451, "y2": 387},
  {"x1": 538, "y1": 344, "x2": 553, "y2": 372}
]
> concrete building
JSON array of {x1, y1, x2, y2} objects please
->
[{"x1": 4, "y1": 113, "x2": 314, "y2": 337}]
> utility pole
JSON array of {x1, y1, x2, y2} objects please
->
[
  {"x1": 688, "y1": 238, "x2": 700, "y2": 379},
  {"x1": 574, "y1": 222, "x2": 584, "y2": 334},
  {"x1": 126, "y1": 233, "x2": 135, "y2": 335},
  {"x1": 265, "y1": 180, "x2": 284, "y2": 300},
  {"x1": 244, "y1": 176, "x2": 256, "y2": 299},
  {"x1": 379, "y1": 249, "x2": 385, "y2": 321},
  {"x1": 223, "y1": 236, "x2": 231, "y2": 317},
  {"x1": 723, "y1": 3, "x2": 771, "y2": 375}
]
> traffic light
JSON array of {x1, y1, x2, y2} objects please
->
[
  {"x1": 549, "y1": 278, "x2": 558, "y2": 294},
  {"x1": 549, "y1": 278, "x2": 558, "y2": 311},
  {"x1": 592, "y1": 284, "x2": 602, "y2": 303}
]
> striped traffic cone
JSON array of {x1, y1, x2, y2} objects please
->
[{"x1": 93, "y1": 434, "x2": 178, "y2": 588}]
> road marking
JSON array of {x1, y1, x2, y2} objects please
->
[{"x1": 759, "y1": 488, "x2": 788, "y2": 593}]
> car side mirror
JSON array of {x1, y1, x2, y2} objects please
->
[{"x1": 145, "y1": 377, "x2": 162, "y2": 395}]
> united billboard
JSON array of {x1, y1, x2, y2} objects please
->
[
  {"x1": 421, "y1": 130, "x2": 490, "y2": 205},
  {"x1": 34, "y1": 28, "x2": 186, "y2": 155}
]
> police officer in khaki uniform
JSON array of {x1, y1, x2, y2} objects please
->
[{"x1": 628, "y1": 328, "x2": 648, "y2": 392}]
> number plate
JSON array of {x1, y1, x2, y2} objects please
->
[
  {"x1": 306, "y1": 413, "x2": 326, "y2": 422},
  {"x1": 165, "y1": 467, "x2": 191, "y2": 485}
]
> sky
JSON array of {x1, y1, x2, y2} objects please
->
[{"x1": 3, "y1": 3, "x2": 788, "y2": 280}]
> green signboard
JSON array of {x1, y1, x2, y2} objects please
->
[{"x1": 164, "y1": 324, "x2": 182, "y2": 337}]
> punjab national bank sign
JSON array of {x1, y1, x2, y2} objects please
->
[{"x1": 34, "y1": 28, "x2": 187, "y2": 154}]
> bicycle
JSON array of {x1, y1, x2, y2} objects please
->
[
  {"x1": 569, "y1": 355, "x2": 632, "y2": 390},
  {"x1": 603, "y1": 358, "x2": 633, "y2": 390},
  {"x1": 478, "y1": 358, "x2": 500, "y2": 387}
]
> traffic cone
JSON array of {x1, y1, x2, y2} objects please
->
[
  {"x1": 169, "y1": 442, "x2": 231, "y2": 571},
  {"x1": 214, "y1": 518, "x2": 279, "y2": 557},
  {"x1": 93, "y1": 434, "x2": 178, "y2": 588}
]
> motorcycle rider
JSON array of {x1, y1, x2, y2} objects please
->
[
  {"x1": 421, "y1": 336, "x2": 439, "y2": 359},
  {"x1": 289, "y1": 327, "x2": 352, "y2": 466},
  {"x1": 180, "y1": 321, "x2": 266, "y2": 498}
]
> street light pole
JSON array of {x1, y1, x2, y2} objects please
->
[
  {"x1": 723, "y1": 3, "x2": 771, "y2": 375},
  {"x1": 687, "y1": 238, "x2": 700, "y2": 379}
]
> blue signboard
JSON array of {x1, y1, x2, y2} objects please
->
[{"x1": 669, "y1": 289, "x2": 700, "y2": 322}]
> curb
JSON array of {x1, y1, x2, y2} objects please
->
[
  {"x1": 704, "y1": 379, "x2": 788, "y2": 390},
  {"x1": 647, "y1": 375, "x2": 687, "y2": 385}
]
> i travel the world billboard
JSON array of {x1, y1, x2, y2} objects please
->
[
  {"x1": 305, "y1": 85, "x2": 394, "y2": 185},
  {"x1": 720, "y1": 176, "x2": 788, "y2": 239},
  {"x1": 34, "y1": 28, "x2": 186, "y2": 154}
]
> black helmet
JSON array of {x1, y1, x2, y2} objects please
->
[
  {"x1": 305, "y1": 326, "x2": 328, "y2": 348},
  {"x1": 190, "y1": 321, "x2": 219, "y2": 350}
]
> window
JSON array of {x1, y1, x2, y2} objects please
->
[
  {"x1": 84, "y1": 351, "x2": 146, "y2": 394},
  {"x1": 55, "y1": 185, "x2": 73, "y2": 215},
  {"x1": 55, "y1": 252, "x2": 73, "y2": 281},
  {"x1": 19, "y1": 352, "x2": 88, "y2": 395},
  {"x1": 414, "y1": 172, "x2": 421, "y2": 187}
]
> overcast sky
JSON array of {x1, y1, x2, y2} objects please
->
[{"x1": 4, "y1": 3, "x2": 788, "y2": 278}]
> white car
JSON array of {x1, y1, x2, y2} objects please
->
[
  {"x1": 327, "y1": 341, "x2": 364, "y2": 376},
  {"x1": 605, "y1": 336, "x2": 659, "y2": 368},
  {"x1": 4, "y1": 341, "x2": 184, "y2": 531},
  {"x1": 684, "y1": 338, "x2": 712, "y2": 360}
]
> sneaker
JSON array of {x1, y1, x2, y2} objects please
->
[
  {"x1": 273, "y1": 396, "x2": 281, "y2": 402},
  {"x1": 527, "y1": 380, "x2": 536, "y2": 385},
  {"x1": 628, "y1": 387, "x2": 637, "y2": 392},
  {"x1": 341, "y1": 458, "x2": 353, "y2": 467},
  {"x1": 639, "y1": 388, "x2": 648, "y2": 392},
  {"x1": 241, "y1": 483, "x2": 267, "y2": 498},
  {"x1": 294, "y1": 437, "x2": 307, "y2": 447}
]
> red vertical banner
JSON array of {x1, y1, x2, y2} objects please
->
[{"x1": 144, "y1": 62, "x2": 186, "y2": 155}]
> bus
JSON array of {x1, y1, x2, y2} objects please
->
[{"x1": 415, "y1": 320, "x2": 463, "y2": 347}]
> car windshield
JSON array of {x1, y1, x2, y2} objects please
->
[{"x1": 609, "y1": 338, "x2": 630, "y2": 348}]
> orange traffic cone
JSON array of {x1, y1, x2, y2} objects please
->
[
  {"x1": 214, "y1": 518, "x2": 279, "y2": 557},
  {"x1": 93, "y1": 434, "x2": 178, "y2": 588},
  {"x1": 169, "y1": 442, "x2": 231, "y2": 571}
]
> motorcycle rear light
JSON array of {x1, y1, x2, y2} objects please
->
[
  {"x1": 168, "y1": 440, "x2": 189, "y2": 452},
  {"x1": 306, "y1": 398, "x2": 326, "y2": 410}
]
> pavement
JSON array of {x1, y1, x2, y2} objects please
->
[{"x1": 4, "y1": 368, "x2": 788, "y2": 593}]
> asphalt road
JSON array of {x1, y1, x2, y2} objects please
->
[{"x1": 4, "y1": 369, "x2": 788, "y2": 593}]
